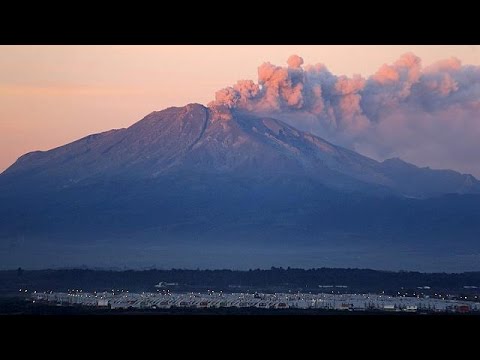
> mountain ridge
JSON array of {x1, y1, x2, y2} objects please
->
[
  {"x1": 1, "y1": 103, "x2": 480, "y2": 271},
  {"x1": 2, "y1": 103, "x2": 478, "y2": 197}
]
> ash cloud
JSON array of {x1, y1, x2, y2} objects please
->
[{"x1": 209, "y1": 53, "x2": 480, "y2": 177}]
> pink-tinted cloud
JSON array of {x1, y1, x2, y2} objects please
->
[
  {"x1": 209, "y1": 53, "x2": 480, "y2": 176},
  {"x1": 287, "y1": 54, "x2": 304, "y2": 69},
  {"x1": 372, "y1": 64, "x2": 400, "y2": 84}
]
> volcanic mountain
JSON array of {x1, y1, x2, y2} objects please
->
[{"x1": 1, "y1": 104, "x2": 480, "y2": 271}]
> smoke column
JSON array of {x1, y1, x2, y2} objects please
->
[{"x1": 210, "y1": 53, "x2": 480, "y2": 176}]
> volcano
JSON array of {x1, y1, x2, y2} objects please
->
[{"x1": 1, "y1": 104, "x2": 480, "y2": 271}]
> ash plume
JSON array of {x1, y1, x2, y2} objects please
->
[{"x1": 209, "y1": 53, "x2": 480, "y2": 176}]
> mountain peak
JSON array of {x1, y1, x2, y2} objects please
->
[
  {"x1": 186, "y1": 102, "x2": 206, "y2": 109},
  {"x1": 2, "y1": 104, "x2": 480, "y2": 270},
  {"x1": 1, "y1": 104, "x2": 479, "y2": 197}
]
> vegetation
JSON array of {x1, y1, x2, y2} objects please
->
[{"x1": 1, "y1": 268, "x2": 479, "y2": 296}]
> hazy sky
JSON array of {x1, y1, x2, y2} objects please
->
[{"x1": 1, "y1": 45, "x2": 480, "y2": 174}]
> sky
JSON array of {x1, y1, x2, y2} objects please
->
[{"x1": 1, "y1": 45, "x2": 480, "y2": 176}]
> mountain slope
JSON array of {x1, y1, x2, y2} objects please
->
[
  {"x1": 1, "y1": 103, "x2": 480, "y2": 271},
  {"x1": 2, "y1": 103, "x2": 478, "y2": 197}
]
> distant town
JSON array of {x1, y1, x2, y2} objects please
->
[
  {"x1": 29, "y1": 289, "x2": 479, "y2": 314},
  {"x1": 2, "y1": 268, "x2": 480, "y2": 315}
]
